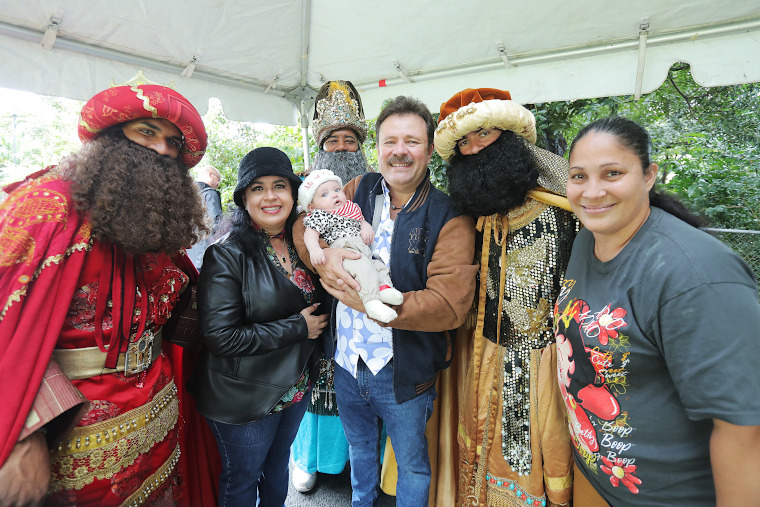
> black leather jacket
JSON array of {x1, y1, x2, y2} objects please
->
[{"x1": 187, "y1": 232, "x2": 320, "y2": 424}]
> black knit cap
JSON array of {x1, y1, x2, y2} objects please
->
[{"x1": 233, "y1": 147, "x2": 302, "y2": 208}]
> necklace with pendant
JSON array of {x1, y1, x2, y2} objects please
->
[
  {"x1": 265, "y1": 229, "x2": 288, "y2": 264},
  {"x1": 272, "y1": 239, "x2": 288, "y2": 264}
]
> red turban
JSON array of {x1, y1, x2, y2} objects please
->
[
  {"x1": 78, "y1": 84, "x2": 207, "y2": 168},
  {"x1": 438, "y1": 88, "x2": 512, "y2": 124}
]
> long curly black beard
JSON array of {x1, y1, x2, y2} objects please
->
[
  {"x1": 311, "y1": 149, "x2": 369, "y2": 184},
  {"x1": 62, "y1": 129, "x2": 209, "y2": 254},
  {"x1": 447, "y1": 131, "x2": 539, "y2": 217}
]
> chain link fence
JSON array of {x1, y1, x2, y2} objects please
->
[{"x1": 704, "y1": 228, "x2": 760, "y2": 295}]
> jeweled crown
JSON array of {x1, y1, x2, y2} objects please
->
[{"x1": 311, "y1": 80, "x2": 367, "y2": 148}]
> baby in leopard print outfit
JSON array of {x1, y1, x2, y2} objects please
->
[{"x1": 299, "y1": 169, "x2": 403, "y2": 323}]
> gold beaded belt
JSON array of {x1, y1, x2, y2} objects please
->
[
  {"x1": 48, "y1": 381, "x2": 179, "y2": 493},
  {"x1": 122, "y1": 442, "x2": 181, "y2": 507},
  {"x1": 52, "y1": 328, "x2": 163, "y2": 380}
]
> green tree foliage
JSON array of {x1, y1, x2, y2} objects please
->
[
  {"x1": 626, "y1": 64, "x2": 760, "y2": 229},
  {"x1": 0, "y1": 94, "x2": 81, "y2": 184},
  {"x1": 200, "y1": 99, "x2": 316, "y2": 208},
  {"x1": 528, "y1": 63, "x2": 760, "y2": 230}
]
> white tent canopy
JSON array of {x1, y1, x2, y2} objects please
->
[{"x1": 1, "y1": 0, "x2": 759, "y2": 129}]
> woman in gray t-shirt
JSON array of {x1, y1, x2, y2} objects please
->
[{"x1": 555, "y1": 116, "x2": 760, "y2": 506}]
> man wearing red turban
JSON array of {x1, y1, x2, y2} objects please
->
[{"x1": 0, "y1": 80, "x2": 214, "y2": 506}]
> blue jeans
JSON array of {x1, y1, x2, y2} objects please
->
[
  {"x1": 206, "y1": 395, "x2": 309, "y2": 507},
  {"x1": 334, "y1": 359, "x2": 435, "y2": 507}
]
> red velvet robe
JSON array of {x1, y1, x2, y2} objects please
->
[{"x1": 0, "y1": 168, "x2": 219, "y2": 505}]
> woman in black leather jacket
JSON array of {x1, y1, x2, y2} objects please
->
[{"x1": 188, "y1": 147, "x2": 328, "y2": 507}]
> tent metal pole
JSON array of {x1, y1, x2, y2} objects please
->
[
  {"x1": 357, "y1": 17, "x2": 760, "y2": 91},
  {"x1": 299, "y1": 0, "x2": 312, "y2": 171},
  {"x1": 300, "y1": 99, "x2": 311, "y2": 172},
  {"x1": 0, "y1": 19, "x2": 287, "y2": 97},
  {"x1": 302, "y1": 124, "x2": 310, "y2": 172},
  {"x1": 300, "y1": 0, "x2": 311, "y2": 88},
  {"x1": 635, "y1": 17, "x2": 650, "y2": 100}
]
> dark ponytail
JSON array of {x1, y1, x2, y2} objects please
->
[
  {"x1": 570, "y1": 116, "x2": 703, "y2": 228},
  {"x1": 648, "y1": 190, "x2": 703, "y2": 228}
]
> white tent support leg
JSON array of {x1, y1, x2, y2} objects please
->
[
  {"x1": 298, "y1": 0, "x2": 312, "y2": 172},
  {"x1": 302, "y1": 125, "x2": 310, "y2": 172},
  {"x1": 300, "y1": 98, "x2": 311, "y2": 172},
  {"x1": 635, "y1": 17, "x2": 650, "y2": 100}
]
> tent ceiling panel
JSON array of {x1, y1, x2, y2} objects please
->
[{"x1": 0, "y1": 0, "x2": 758, "y2": 125}]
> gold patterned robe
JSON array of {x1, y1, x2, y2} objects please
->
[{"x1": 458, "y1": 197, "x2": 577, "y2": 506}]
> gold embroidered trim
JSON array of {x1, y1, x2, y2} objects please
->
[
  {"x1": 0, "y1": 237, "x2": 91, "y2": 322},
  {"x1": 122, "y1": 442, "x2": 181, "y2": 507},
  {"x1": 507, "y1": 198, "x2": 547, "y2": 231},
  {"x1": 35, "y1": 239, "x2": 91, "y2": 278},
  {"x1": 527, "y1": 189, "x2": 573, "y2": 213},
  {"x1": 112, "y1": 71, "x2": 176, "y2": 90},
  {"x1": 1, "y1": 286, "x2": 27, "y2": 322},
  {"x1": 48, "y1": 381, "x2": 178, "y2": 493},
  {"x1": 132, "y1": 84, "x2": 160, "y2": 118},
  {"x1": 78, "y1": 117, "x2": 101, "y2": 135},
  {"x1": 485, "y1": 482, "x2": 543, "y2": 507},
  {"x1": 544, "y1": 471, "x2": 573, "y2": 491},
  {"x1": 457, "y1": 420, "x2": 485, "y2": 456}
]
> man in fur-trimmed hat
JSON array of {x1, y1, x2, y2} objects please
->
[
  {"x1": 0, "y1": 77, "x2": 214, "y2": 506},
  {"x1": 435, "y1": 88, "x2": 577, "y2": 507}
]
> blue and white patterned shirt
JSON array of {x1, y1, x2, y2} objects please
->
[{"x1": 335, "y1": 181, "x2": 408, "y2": 377}]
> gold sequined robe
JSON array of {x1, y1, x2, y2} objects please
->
[{"x1": 458, "y1": 197, "x2": 577, "y2": 506}]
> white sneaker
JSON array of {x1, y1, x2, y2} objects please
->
[
  {"x1": 378, "y1": 287, "x2": 403, "y2": 305},
  {"x1": 292, "y1": 466, "x2": 316, "y2": 493},
  {"x1": 364, "y1": 299, "x2": 398, "y2": 323}
]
